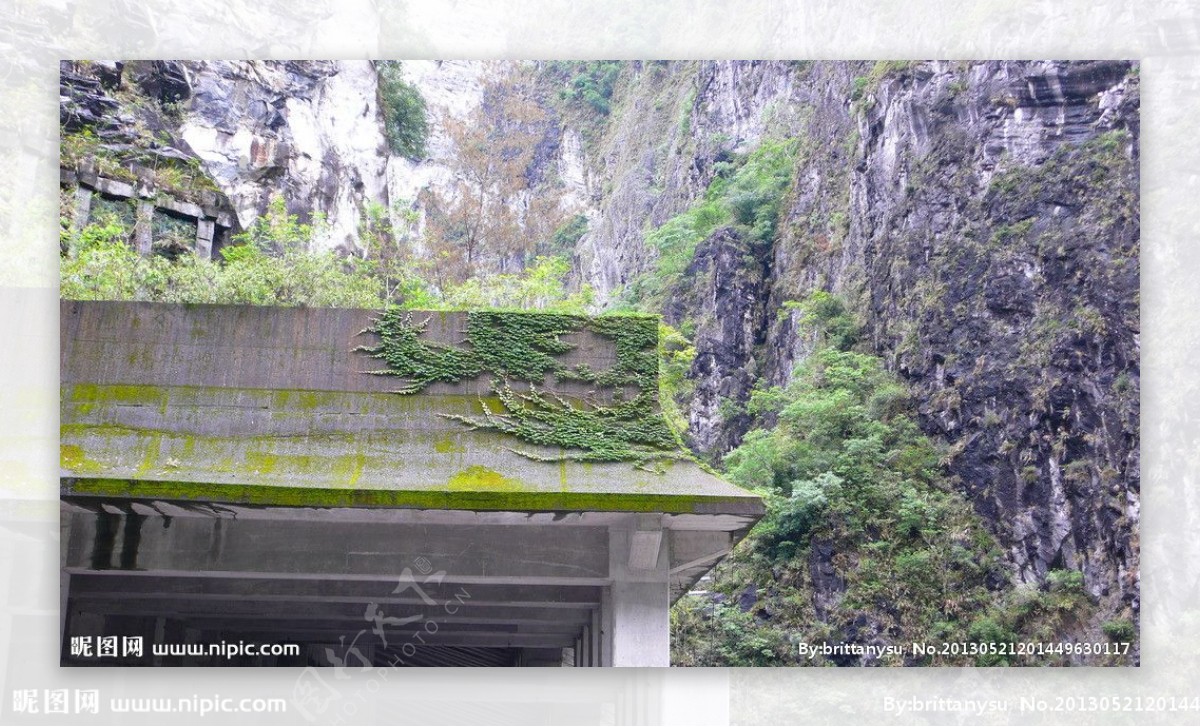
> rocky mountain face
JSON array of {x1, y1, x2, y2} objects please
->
[
  {"x1": 179, "y1": 60, "x2": 390, "y2": 250},
  {"x1": 62, "y1": 60, "x2": 389, "y2": 252},
  {"x1": 59, "y1": 59, "x2": 1139, "y2": 645},
  {"x1": 567, "y1": 61, "x2": 1139, "y2": 627}
]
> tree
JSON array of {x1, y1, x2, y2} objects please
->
[
  {"x1": 377, "y1": 62, "x2": 429, "y2": 160},
  {"x1": 422, "y1": 73, "x2": 566, "y2": 283}
]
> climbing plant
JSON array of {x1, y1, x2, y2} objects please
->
[{"x1": 356, "y1": 308, "x2": 685, "y2": 469}]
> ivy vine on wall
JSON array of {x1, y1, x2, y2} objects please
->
[{"x1": 356, "y1": 309, "x2": 685, "y2": 470}]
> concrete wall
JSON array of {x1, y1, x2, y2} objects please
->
[{"x1": 61, "y1": 301, "x2": 765, "y2": 515}]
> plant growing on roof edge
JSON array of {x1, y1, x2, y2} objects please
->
[{"x1": 355, "y1": 308, "x2": 688, "y2": 470}]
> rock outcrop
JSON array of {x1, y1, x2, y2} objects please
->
[
  {"x1": 59, "y1": 59, "x2": 1140, "y2": 641},
  {"x1": 180, "y1": 60, "x2": 390, "y2": 251},
  {"x1": 565, "y1": 60, "x2": 1140, "y2": 629}
]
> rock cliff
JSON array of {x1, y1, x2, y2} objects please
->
[
  {"x1": 59, "y1": 59, "x2": 1140, "y2": 651},
  {"x1": 568, "y1": 61, "x2": 1139, "y2": 626}
]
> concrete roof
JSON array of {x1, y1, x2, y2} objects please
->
[{"x1": 60, "y1": 301, "x2": 764, "y2": 520}]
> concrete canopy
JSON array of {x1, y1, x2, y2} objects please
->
[{"x1": 60, "y1": 301, "x2": 763, "y2": 666}]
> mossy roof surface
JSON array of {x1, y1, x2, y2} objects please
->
[{"x1": 60, "y1": 302, "x2": 763, "y2": 517}]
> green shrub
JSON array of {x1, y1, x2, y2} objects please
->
[
  {"x1": 670, "y1": 599, "x2": 790, "y2": 666},
  {"x1": 547, "y1": 214, "x2": 589, "y2": 256},
  {"x1": 61, "y1": 195, "x2": 596, "y2": 312},
  {"x1": 435, "y1": 256, "x2": 593, "y2": 312},
  {"x1": 624, "y1": 138, "x2": 798, "y2": 309},
  {"x1": 683, "y1": 292, "x2": 1011, "y2": 661},
  {"x1": 60, "y1": 213, "x2": 159, "y2": 301},
  {"x1": 967, "y1": 616, "x2": 1018, "y2": 666},
  {"x1": 784, "y1": 290, "x2": 859, "y2": 350},
  {"x1": 1047, "y1": 569, "x2": 1085, "y2": 593},
  {"x1": 377, "y1": 61, "x2": 429, "y2": 160},
  {"x1": 552, "y1": 61, "x2": 623, "y2": 116},
  {"x1": 1102, "y1": 619, "x2": 1135, "y2": 643}
]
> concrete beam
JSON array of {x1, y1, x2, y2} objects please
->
[
  {"x1": 133, "y1": 200, "x2": 153, "y2": 255},
  {"x1": 74, "y1": 590, "x2": 599, "y2": 612},
  {"x1": 92, "y1": 177, "x2": 135, "y2": 198},
  {"x1": 66, "y1": 567, "x2": 610, "y2": 587},
  {"x1": 69, "y1": 572, "x2": 601, "y2": 608},
  {"x1": 70, "y1": 187, "x2": 92, "y2": 243},
  {"x1": 667, "y1": 529, "x2": 734, "y2": 600},
  {"x1": 628, "y1": 515, "x2": 663, "y2": 571},
  {"x1": 66, "y1": 499, "x2": 759, "y2": 532},
  {"x1": 221, "y1": 629, "x2": 576, "y2": 649},
  {"x1": 135, "y1": 618, "x2": 585, "y2": 639},
  {"x1": 157, "y1": 197, "x2": 204, "y2": 219},
  {"x1": 195, "y1": 218, "x2": 214, "y2": 259},
  {"x1": 63, "y1": 512, "x2": 609, "y2": 581}
]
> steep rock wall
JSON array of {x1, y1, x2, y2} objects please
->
[
  {"x1": 180, "y1": 60, "x2": 390, "y2": 251},
  {"x1": 580, "y1": 60, "x2": 1139, "y2": 618},
  {"x1": 60, "y1": 59, "x2": 1141, "y2": 626},
  {"x1": 61, "y1": 60, "x2": 393, "y2": 252},
  {"x1": 840, "y1": 61, "x2": 1139, "y2": 608}
]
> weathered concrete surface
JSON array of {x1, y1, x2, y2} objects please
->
[
  {"x1": 59, "y1": 301, "x2": 763, "y2": 666},
  {"x1": 60, "y1": 301, "x2": 764, "y2": 517}
]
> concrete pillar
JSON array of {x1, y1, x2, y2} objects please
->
[
  {"x1": 601, "y1": 519, "x2": 670, "y2": 666},
  {"x1": 196, "y1": 218, "x2": 215, "y2": 259},
  {"x1": 60, "y1": 571, "x2": 70, "y2": 653},
  {"x1": 152, "y1": 616, "x2": 166, "y2": 666},
  {"x1": 134, "y1": 200, "x2": 154, "y2": 256},
  {"x1": 70, "y1": 187, "x2": 93, "y2": 251},
  {"x1": 590, "y1": 609, "x2": 601, "y2": 666},
  {"x1": 580, "y1": 624, "x2": 591, "y2": 666}
]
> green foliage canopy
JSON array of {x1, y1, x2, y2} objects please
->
[
  {"x1": 625, "y1": 138, "x2": 798, "y2": 308},
  {"x1": 60, "y1": 198, "x2": 591, "y2": 313},
  {"x1": 377, "y1": 61, "x2": 429, "y2": 160}
]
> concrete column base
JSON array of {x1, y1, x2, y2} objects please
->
[
  {"x1": 196, "y1": 218, "x2": 215, "y2": 259},
  {"x1": 601, "y1": 521, "x2": 670, "y2": 666},
  {"x1": 134, "y1": 200, "x2": 154, "y2": 256}
]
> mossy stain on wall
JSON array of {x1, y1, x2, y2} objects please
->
[
  {"x1": 446, "y1": 465, "x2": 526, "y2": 492},
  {"x1": 433, "y1": 435, "x2": 466, "y2": 454}
]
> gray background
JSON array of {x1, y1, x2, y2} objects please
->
[{"x1": 1, "y1": 0, "x2": 1195, "y2": 724}]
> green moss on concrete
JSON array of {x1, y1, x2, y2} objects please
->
[
  {"x1": 447, "y1": 465, "x2": 525, "y2": 492},
  {"x1": 63, "y1": 385, "x2": 499, "y2": 423},
  {"x1": 245, "y1": 451, "x2": 281, "y2": 474},
  {"x1": 60, "y1": 368, "x2": 762, "y2": 512},
  {"x1": 133, "y1": 433, "x2": 162, "y2": 477},
  {"x1": 331, "y1": 454, "x2": 366, "y2": 486},
  {"x1": 60, "y1": 444, "x2": 105, "y2": 473},
  {"x1": 357, "y1": 309, "x2": 685, "y2": 469},
  {"x1": 68, "y1": 383, "x2": 169, "y2": 412},
  {"x1": 272, "y1": 390, "x2": 327, "y2": 411},
  {"x1": 64, "y1": 476, "x2": 763, "y2": 515},
  {"x1": 434, "y1": 435, "x2": 466, "y2": 454}
]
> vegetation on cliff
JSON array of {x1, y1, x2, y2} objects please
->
[
  {"x1": 59, "y1": 59, "x2": 1139, "y2": 665},
  {"x1": 670, "y1": 293, "x2": 1118, "y2": 665},
  {"x1": 376, "y1": 61, "x2": 429, "y2": 160},
  {"x1": 61, "y1": 195, "x2": 592, "y2": 312}
]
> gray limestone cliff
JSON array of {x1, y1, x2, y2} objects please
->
[{"x1": 565, "y1": 62, "x2": 1139, "y2": 629}]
